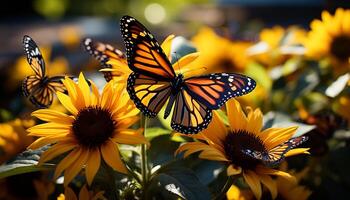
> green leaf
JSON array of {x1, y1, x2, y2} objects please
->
[
  {"x1": 0, "y1": 147, "x2": 52, "y2": 179},
  {"x1": 148, "y1": 135, "x2": 180, "y2": 166},
  {"x1": 263, "y1": 111, "x2": 315, "y2": 137},
  {"x1": 245, "y1": 62, "x2": 272, "y2": 91},
  {"x1": 146, "y1": 127, "x2": 172, "y2": 140},
  {"x1": 147, "y1": 166, "x2": 211, "y2": 200}
]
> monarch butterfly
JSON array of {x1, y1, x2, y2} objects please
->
[
  {"x1": 242, "y1": 135, "x2": 308, "y2": 166},
  {"x1": 120, "y1": 16, "x2": 256, "y2": 134},
  {"x1": 22, "y1": 35, "x2": 66, "y2": 108},
  {"x1": 83, "y1": 38, "x2": 127, "y2": 82}
]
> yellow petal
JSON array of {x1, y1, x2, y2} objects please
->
[
  {"x1": 256, "y1": 165, "x2": 296, "y2": 183},
  {"x1": 175, "y1": 142, "x2": 218, "y2": 158},
  {"x1": 246, "y1": 108, "x2": 263, "y2": 135},
  {"x1": 261, "y1": 126, "x2": 297, "y2": 150},
  {"x1": 101, "y1": 140, "x2": 127, "y2": 174},
  {"x1": 161, "y1": 34, "x2": 175, "y2": 60},
  {"x1": 227, "y1": 165, "x2": 242, "y2": 176},
  {"x1": 112, "y1": 129, "x2": 149, "y2": 146},
  {"x1": 32, "y1": 109, "x2": 74, "y2": 124},
  {"x1": 56, "y1": 92, "x2": 78, "y2": 115},
  {"x1": 226, "y1": 184, "x2": 243, "y2": 200},
  {"x1": 199, "y1": 149, "x2": 229, "y2": 161},
  {"x1": 285, "y1": 148, "x2": 310, "y2": 157},
  {"x1": 79, "y1": 185, "x2": 90, "y2": 200},
  {"x1": 39, "y1": 141, "x2": 76, "y2": 164},
  {"x1": 85, "y1": 148, "x2": 101, "y2": 186},
  {"x1": 78, "y1": 73, "x2": 91, "y2": 106},
  {"x1": 260, "y1": 174, "x2": 277, "y2": 199},
  {"x1": 64, "y1": 148, "x2": 89, "y2": 186},
  {"x1": 62, "y1": 76, "x2": 78, "y2": 102},
  {"x1": 200, "y1": 111, "x2": 227, "y2": 147},
  {"x1": 243, "y1": 170, "x2": 262, "y2": 200},
  {"x1": 28, "y1": 123, "x2": 71, "y2": 136},
  {"x1": 54, "y1": 147, "x2": 82, "y2": 179},
  {"x1": 64, "y1": 187, "x2": 78, "y2": 200},
  {"x1": 116, "y1": 116, "x2": 139, "y2": 129},
  {"x1": 173, "y1": 52, "x2": 200, "y2": 72},
  {"x1": 28, "y1": 134, "x2": 72, "y2": 149},
  {"x1": 89, "y1": 81, "x2": 100, "y2": 106},
  {"x1": 226, "y1": 99, "x2": 247, "y2": 131}
]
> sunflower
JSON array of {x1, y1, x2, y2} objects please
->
[
  {"x1": 176, "y1": 99, "x2": 309, "y2": 199},
  {"x1": 57, "y1": 185, "x2": 106, "y2": 200},
  {"x1": 0, "y1": 118, "x2": 35, "y2": 164},
  {"x1": 27, "y1": 73, "x2": 148, "y2": 186},
  {"x1": 106, "y1": 34, "x2": 179, "y2": 82},
  {"x1": 304, "y1": 8, "x2": 350, "y2": 70},
  {"x1": 189, "y1": 27, "x2": 252, "y2": 73},
  {"x1": 248, "y1": 26, "x2": 306, "y2": 68}
]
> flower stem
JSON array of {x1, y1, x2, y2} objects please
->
[
  {"x1": 140, "y1": 114, "x2": 149, "y2": 187},
  {"x1": 213, "y1": 175, "x2": 234, "y2": 200}
]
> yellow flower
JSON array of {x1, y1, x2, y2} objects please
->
[
  {"x1": 57, "y1": 184, "x2": 106, "y2": 200},
  {"x1": 106, "y1": 35, "x2": 188, "y2": 81},
  {"x1": 0, "y1": 118, "x2": 35, "y2": 164},
  {"x1": 176, "y1": 99, "x2": 309, "y2": 199},
  {"x1": 304, "y1": 8, "x2": 350, "y2": 70},
  {"x1": 27, "y1": 73, "x2": 148, "y2": 186},
  {"x1": 226, "y1": 184, "x2": 253, "y2": 200},
  {"x1": 248, "y1": 26, "x2": 306, "y2": 68},
  {"x1": 9, "y1": 46, "x2": 69, "y2": 90},
  {"x1": 276, "y1": 162, "x2": 312, "y2": 200},
  {"x1": 190, "y1": 27, "x2": 252, "y2": 73}
]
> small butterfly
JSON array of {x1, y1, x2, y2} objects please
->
[
  {"x1": 242, "y1": 135, "x2": 308, "y2": 166},
  {"x1": 83, "y1": 38, "x2": 128, "y2": 82},
  {"x1": 120, "y1": 15, "x2": 256, "y2": 134},
  {"x1": 22, "y1": 35, "x2": 66, "y2": 108}
]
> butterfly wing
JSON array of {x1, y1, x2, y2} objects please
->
[
  {"x1": 83, "y1": 38, "x2": 126, "y2": 82},
  {"x1": 22, "y1": 76, "x2": 60, "y2": 108},
  {"x1": 171, "y1": 89, "x2": 212, "y2": 134},
  {"x1": 120, "y1": 15, "x2": 176, "y2": 81},
  {"x1": 127, "y1": 72, "x2": 172, "y2": 117},
  {"x1": 184, "y1": 73, "x2": 256, "y2": 109},
  {"x1": 23, "y1": 35, "x2": 46, "y2": 77},
  {"x1": 242, "y1": 135, "x2": 308, "y2": 166}
]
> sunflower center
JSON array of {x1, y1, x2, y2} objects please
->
[
  {"x1": 330, "y1": 35, "x2": 350, "y2": 61},
  {"x1": 223, "y1": 130, "x2": 267, "y2": 169},
  {"x1": 72, "y1": 106, "x2": 115, "y2": 148}
]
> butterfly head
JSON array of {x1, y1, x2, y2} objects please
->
[{"x1": 171, "y1": 74, "x2": 184, "y2": 92}]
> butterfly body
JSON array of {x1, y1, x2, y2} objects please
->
[
  {"x1": 163, "y1": 73, "x2": 185, "y2": 119},
  {"x1": 22, "y1": 35, "x2": 66, "y2": 108},
  {"x1": 121, "y1": 16, "x2": 256, "y2": 134}
]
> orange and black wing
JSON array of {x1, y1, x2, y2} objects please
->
[
  {"x1": 184, "y1": 73, "x2": 256, "y2": 110},
  {"x1": 171, "y1": 89, "x2": 212, "y2": 134},
  {"x1": 242, "y1": 136, "x2": 308, "y2": 166},
  {"x1": 120, "y1": 15, "x2": 176, "y2": 81},
  {"x1": 83, "y1": 38, "x2": 126, "y2": 82},
  {"x1": 127, "y1": 72, "x2": 172, "y2": 117},
  {"x1": 22, "y1": 75, "x2": 64, "y2": 108},
  {"x1": 23, "y1": 35, "x2": 45, "y2": 78}
]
